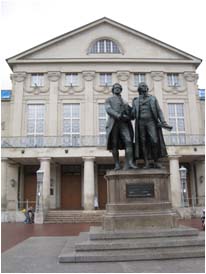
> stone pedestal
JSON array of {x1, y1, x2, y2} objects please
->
[
  {"x1": 103, "y1": 169, "x2": 177, "y2": 231},
  {"x1": 58, "y1": 168, "x2": 205, "y2": 263}
]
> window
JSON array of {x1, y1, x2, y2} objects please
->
[
  {"x1": 27, "y1": 105, "x2": 45, "y2": 136},
  {"x1": 167, "y1": 73, "x2": 180, "y2": 87},
  {"x1": 168, "y1": 103, "x2": 185, "y2": 144},
  {"x1": 65, "y1": 73, "x2": 78, "y2": 86},
  {"x1": 98, "y1": 104, "x2": 107, "y2": 145},
  {"x1": 134, "y1": 73, "x2": 146, "y2": 86},
  {"x1": 100, "y1": 73, "x2": 112, "y2": 86},
  {"x1": 63, "y1": 104, "x2": 80, "y2": 146},
  {"x1": 90, "y1": 39, "x2": 121, "y2": 53},
  {"x1": 31, "y1": 74, "x2": 44, "y2": 87}
]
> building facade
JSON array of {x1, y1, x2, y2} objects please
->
[{"x1": 1, "y1": 18, "x2": 205, "y2": 222}]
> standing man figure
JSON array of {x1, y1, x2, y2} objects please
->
[
  {"x1": 105, "y1": 83, "x2": 137, "y2": 170},
  {"x1": 132, "y1": 82, "x2": 172, "y2": 168}
]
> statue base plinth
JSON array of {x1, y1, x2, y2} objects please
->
[{"x1": 103, "y1": 168, "x2": 177, "y2": 231}]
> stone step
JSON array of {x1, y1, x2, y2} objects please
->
[
  {"x1": 59, "y1": 246, "x2": 205, "y2": 263},
  {"x1": 89, "y1": 226, "x2": 200, "y2": 240},
  {"x1": 44, "y1": 210, "x2": 104, "y2": 224},
  {"x1": 75, "y1": 235, "x2": 204, "y2": 251}
]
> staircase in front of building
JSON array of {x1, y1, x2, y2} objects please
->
[{"x1": 44, "y1": 210, "x2": 105, "y2": 224}]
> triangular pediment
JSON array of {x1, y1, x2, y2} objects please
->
[{"x1": 7, "y1": 17, "x2": 201, "y2": 68}]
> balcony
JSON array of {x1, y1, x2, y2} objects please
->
[{"x1": 1, "y1": 134, "x2": 205, "y2": 148}]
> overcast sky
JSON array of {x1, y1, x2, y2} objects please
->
[{"x1": 1, "y1": 0, "x2": 205, "y2": 89}]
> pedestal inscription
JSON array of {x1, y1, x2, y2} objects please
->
[{"x1": 126, "y1": 183, "x2": 154, "y2": 198}]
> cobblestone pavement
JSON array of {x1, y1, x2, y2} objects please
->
[{"x1": 1, "y1": 219, "x2": 205, "y2": 273}]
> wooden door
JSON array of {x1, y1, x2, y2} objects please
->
[
  {"x1": 61, "y1": 174, "x2": 81, "y2": 209},
  {"x1": 24, "y1": 174, "x2": 37, "y2": 207},
  {"x1": 98, "y1": 175, "x2": 107, "y2": 209}
]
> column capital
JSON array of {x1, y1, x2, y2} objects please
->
[
  {"x1": 151, "y1": 71, "x2": 164, "y2": 81},
  {"x1": 82, "y1": 156, "x2": 96, "y2": 162},
  {"x1": 1, "y1": 157, "x2": 8, "y2": 162},
  {"x1": 11, "y1": 72, "x2": 27, "y2": 82},
  {"x1": 117, "y1": 71, "x2": 130, "y2": 81},
  {"x1": 48, "y1": 71, "x2": 61, "y2": 82},
  {"x1": 38, "y1": 157, "x2": 51, "y2": 162},
  {"x1": 183, "y1": 72, "x2": 198, "y2": 83},
  {"x1": 82, "y1": 71, "x2": 95, "y2": 81},
  {"x1": 168, "y1": 155, "x2": 181, "y2": 160}
]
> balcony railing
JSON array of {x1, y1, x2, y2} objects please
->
[{"x1": 1, "y1": 134, "x2": 205, "y2": 148}]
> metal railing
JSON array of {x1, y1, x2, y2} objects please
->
[{"x1": 1, "y1": 134, "x2": 205, "y2": 148}]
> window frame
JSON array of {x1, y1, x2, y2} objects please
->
[
  {"x1": 89, "y1": 39, "x2": 121, "y2": 54},
  {"x1": 31, "y1": 73, "x2": 44, "y2": 87}
]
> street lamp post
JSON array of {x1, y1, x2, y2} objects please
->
[
  {"x1": 179, "y1": 166, "x2": 189, "y2": 207},
  {"x1": 34, "y1": 169, "x2": 44, "y2": 224}
]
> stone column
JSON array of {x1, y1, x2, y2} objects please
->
[
  {"x1": 10, "y1": 73, "x2": 26, "y2": 136},
  {"x1": 169, "y1": 156, "x2": 182, "y2": 208},
  {"x1": 83, "y1": 157, "x2": 95, "y2": 210},
  {"x1": 151, "y1": 71, "x2": 164, "y2": 107},
  {"x1": 1, "y1": 158, "x2": 8, "y2": 211},
  {"x1": 47, "y1": 72, "x2": 60, "y2": 136},
  {"x1": 39, "y1": 157, "x2": 51, "y2": 212}
]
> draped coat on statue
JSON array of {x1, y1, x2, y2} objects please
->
[
  {"x1": 105, "y1": 95, "x2": 134, "y2": 150},
  {"x1": 131, "y1": 95, "x2": 168, "y2": 160}
]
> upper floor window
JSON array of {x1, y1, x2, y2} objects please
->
[
  {"x1": 90, "y1": 39, "x2": 121, "y2": 54},
  {"x1": 98, "y1": 103, "x2": 107, "y2": 145},
  {"x1": 63, "y1": 104, "x2": 80, "y2": 146},
  {"x1": 168, "y1": 103, "x2": 185, "y2": 144},
  {"x1": 167, "y1": 73, "x2": 180, "y2": 87},
  {"x1": 31, "y1": 73, "x2": 44, "y2": 87},
  {"x1": 65, "y1": 73, "x2": 78, "y2": 86},
  {"x1": 27, "y1": 104, "x2": 45, "y2": 136},
  {"x1": 134, "y1": 73, "x2": 146, "y2": 86},
  {"x1": 100, "y1": 73, "x2": 112, "y2": 86}
]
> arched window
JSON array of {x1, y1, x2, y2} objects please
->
[{"x1": 89, "y1": 39, "x2": 121, "y2": 53}]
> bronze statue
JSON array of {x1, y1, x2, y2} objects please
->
[
  {"x1": 105, "y1": 83, "x2": 137, "y2": 170},
  {"x1": 132, "y1": 82, "x2": 172, "y2": 168}
]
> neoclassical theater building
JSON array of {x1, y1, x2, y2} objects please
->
[{"x1": 1, "y1": 18, "x2": 205, "y2": 222}]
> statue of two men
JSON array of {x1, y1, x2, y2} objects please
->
[{"x1": 105, "y1": 82, "x2": 172, "y2": 170}]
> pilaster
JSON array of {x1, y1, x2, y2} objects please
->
[
  {"x1": 184, "y1": 72, "x2": 199, "y2": 134},
  {"x1": 83, "y1": 72, "x2": 95, "y2": 136},
  {"x1": 151, "y1": 71, "x2": 164, "y2": 107},
  {"x1": 10, "y1": 73, "x2": 26, "y2": 136},
  {"x1": 47, "y1": 72, "x2": 60, "y2": 136}
]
